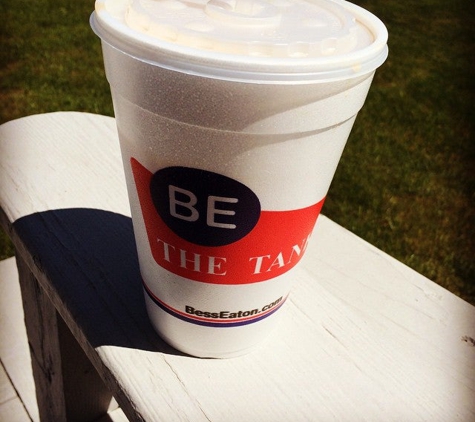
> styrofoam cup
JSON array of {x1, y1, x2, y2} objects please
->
[{"x1": 91, "y1": 0, "x2": 388, "y2": 357}]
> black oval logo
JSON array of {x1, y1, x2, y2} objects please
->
[{"x1": 150, "y1": 167, "x2": 261, "y2": 246}]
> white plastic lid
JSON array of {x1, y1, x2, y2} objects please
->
[{"x1": 91, "y1": 0, "x2": 388, "y2": 82}]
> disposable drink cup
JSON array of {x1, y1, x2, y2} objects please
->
[{"x1": 91, "y1": 0, "x2": 388, "y2": 358}]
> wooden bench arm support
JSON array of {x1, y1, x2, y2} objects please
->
[{"x1": 1, "y1": 112, "x2": 474, "y2": 422}]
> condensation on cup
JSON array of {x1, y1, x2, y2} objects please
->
[{"x1": 91, "y1": 0, "x2": 388, "y2": 358}]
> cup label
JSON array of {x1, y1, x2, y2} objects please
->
[
  {"x1": 132, "y1": 158, "x2": 324, "y2": 285},
  {"x1": 150, "y1": 166, "x2": 261, "y2": 246}
]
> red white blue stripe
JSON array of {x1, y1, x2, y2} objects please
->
[{"x1": 143, "y1": 282, "x2": 286, "y2": 328}]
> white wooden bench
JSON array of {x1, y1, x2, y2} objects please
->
[{"x1": 1, "y1": 112, "x2": 474, "y2": 422}]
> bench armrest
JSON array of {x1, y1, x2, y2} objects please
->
[{"x1": 1, "y1": 112, "x2": 474, "y2": 421}]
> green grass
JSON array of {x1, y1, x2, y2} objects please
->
[
  {"x1": 325, "y1": 0, "x2": 475, "y2": 304},
  {"x1": 1, "y1": 0, "x2": 474, "y2": 304}
]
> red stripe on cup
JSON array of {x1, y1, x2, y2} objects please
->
[{"x1": 132, "y1": 158, "x2": 324, "y2": 285}]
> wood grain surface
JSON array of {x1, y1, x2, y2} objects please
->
[{"x1": 0, "y1": 112, "x2": 474, "y2": 421}]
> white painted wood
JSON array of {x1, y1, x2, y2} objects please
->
[
  {"x1": 0, "y1": 397, "x2": 30, "y2": 422},
  {"x1": 0, "y1": 382, "x2": 30, "y2": 422},
  {"x1": 96, "y1": 407, "x2": 130, "y2": 422},
  {"x1": 1, "y1": 112, "x2": 474, "y2": 422},
  {"x1": 0, "y1": 112, "x2": 130, "y2": 222},
  {"x1": 0, "y1": 257, "x2": 40, "y2": 422},
  {"x1": 15, "y1": 255, "x2": 69, "y2": 421},
  {"x1": 102, "y1": 400, "x2": 129, "y2": 422},
  {"x1": 0, "y1": 360, "x2": 16, "y2": 410},
  {"x1": 0, "y1": 256, "x2": 128, "y2": 422},
  {"x1": 0, "y1": 357, "x2": 31, "y2": 421}
]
